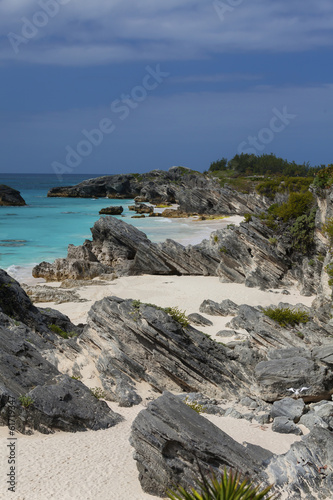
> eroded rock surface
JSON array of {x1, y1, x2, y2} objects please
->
[{"x1": 0, "y1": 184, "x2": 26, "y2": 206}]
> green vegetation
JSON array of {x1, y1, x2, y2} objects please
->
[
  {"x1": 164, "y1": 307, "x2": 189, "y2": 327},
  {"x1": 313, "y1": 165, "x2": 333, "y2": 190},
  {"x1": 243, "y1": 213, "x2": 252, "y2": 223},
  {"x1": 131, "y1": 301, "x2": 189, "y2": 327},
  {"x1": 268, "y1": 237, "x2": 277, "y2": 246},
  {"x1": 263, "y1": 307, "x2": 310, "y2": 327},
  {"x1": 255, "y1": 176, "x2": 312, "y2": 199},
  {"x1": 167, "y1": 467, "x2": 275, "y2": 500},
  {"x1": 213, "y1": 235, "x2": 219, "y2": 243},
  {"x1": 184, "y1": 397, "x2": 206, "y2": 414},
  {"x1": 19, "y1": 395, "x2": 34, "y2": 408},
  {"x1": 322, "y1": 217, "x2": 333, "y2": 247},
  {"x1": 48, "y1": 324, "x2": 77, "y2": 339},
  {"x1": 71, "y1": 375, "x2": 82, "y2": 381},
  {"x1": 90, "y1": 387, "x2": 107, "y2": 399},
  {"x1": 266, "y1": 192, "x2": 314, "y2": 223},
  {"x1": 289, "y1": 208, "x2": 316, "y2": 253},
  {"x1": 325, "y1": 262, "x2": 333, "y2": 287}
]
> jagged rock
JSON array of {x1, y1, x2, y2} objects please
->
[
  {"x1": 161, "y1": 208, "x2": 189, "y2": 218},
  {"x1": 0, "y1": 326, "x2": 121, "y2": 433},
  {"x1": 187, "y1": 313, "x2": 213, "y2": 326},
  {"x1": 265, "y1": 428, "x2": 333, "y2": 499},
  {"x1": 228, "y1": 305, "x2": 333, "y2": 352},
  {"x1": 132, "y1": 203, "x2": 153, "y2": 214},
  {"x1": 271, "y1": 397, "x2": 305, "y2": 422},
  {"x1": 99, "y1": 205, "x2": 123, "y2": 215},
  {"x1": 130, "y1": 392, "x2": 264, "y2": 496},
  {"x1": 78, "y1": 297, "x2": 254, "y2": 405},
  {"x1": 299, "y1": 413, "x2": 329, "y2": 431},
  {"x1": 255, "y1": 352, "x2": 333, "y2": 402},
  {"x1": 217, "y1": 330, "x2": 238, "y2": 337},
  {"x1": 22, "y1": 284, "x2": 88, "y2": 304},
  {"x1": 33, "y1": 217, "x2": 222, "y2": 281},
  {"x1": 130, "y1": 393, "x2": 333, "y2": 499},
  {"x1": 199, "y1": 299, "x2": 238, "y2": 316},
  {"x1": 271, "y1": 416, "x2": 302, "y2": 435},
  {"x1": 47, "y1": 167, "x2": 268, "y2": 216},
  {"x1": 0, "y1": 184, "x2": 26, "y2": 206}
]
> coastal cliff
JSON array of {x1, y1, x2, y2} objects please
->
[{"x1": 47, "y1": 166, "x2": 270, "y2": 215}]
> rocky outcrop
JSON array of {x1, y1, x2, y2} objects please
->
[
  {"x1": 78, "y1": 297, "x2": 254, "y2": 405},
  {"x1": 47, "y1": 166, "x2": 269, "y2": 216},
  {"x1": 0, "y1": 184, "x2": 26, "y2": 206},
  {"x1": 0, "y1": 269, "x2": 122, "y2": 433},
  {"x1": 99, "y1": 205, "x2": 123, "y2": 215},
  {"x1": 130, "y1": 392, "x2": 264, "y2": 496},
  {"x1": 22, "y1": 284, "x2": 88, "y2": 304},
  {"x1": 32, "y1": 216, "x2": 221, "y2": 281},
  {"x1": 130, "y1": 392, "x2": 333, "y2": 499}
]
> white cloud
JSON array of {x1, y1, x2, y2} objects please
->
[{"x1": 0, "y1": 0, "x2": 332, "y2": 65}]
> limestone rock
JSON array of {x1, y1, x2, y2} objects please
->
[
  {"x1": 99, "y1": 205, "x2": 123, "y2": 215},
  {"x1": 0, "y1": 184, "x2": 26, "y2": 206},
  {"x1": 271, "y1": 397, "x2": 305, "y2": 422},
  {"x1": 130, "y1": 392, "x2": 263, "y2": 496}
]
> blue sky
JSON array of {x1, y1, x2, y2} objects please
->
[{"x1": 0, "y1": 0, "x2": 332, "y2": 175}]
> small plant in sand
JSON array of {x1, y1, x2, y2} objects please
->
[
  {"x1": 263, "y1": 307, "x2": 309, "y2": 328},
  {"x1": 167, "y1": 467, "x2": 276, "y2": 500},
  {"x1": 19, "y1": 395, "x2": 34, "y2": 408},
  {"x1": 90, "y1": 387, "x2": 107, "y2": 400}
]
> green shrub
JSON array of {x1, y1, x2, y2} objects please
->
[
  {"x1": 268, "y1": 192, "x2": 314, "y2": 222},
  {"x1": 289, "y1": 208, "x2": 316, "y2": 253},
  {"x1": 167, "y1": 467, "x2": 275, "y2": 500},
  {"x1": 71, "y1": 375, "x2": 81, "y2": 380},
  {"x1": 48, "y1": 324, "x2": 77, "y2": 339},
  {"x1": 243, "y1": 213, "x2": 252, "y2": 223},
  {"x1": 213, "y1": 235, "x2": 219, "y2": 243},
  {"x1": 219, "y1": 246, "x2": 228, "y2": 254},
  {"x1": 322, "y1": 217, "x2": 333, "y2": 247},
  {"x1": 90, "y1": 387, "x2": 106, "y2": 399},
  {"x1": 19, "y1": 395, "x2": 34, "y2": 408},
  {"x1": 325, "y1": 262, "x2": 333, "y2": 287},
  {"x1": 263, "y1": 307, "x2": 309, "y2": 327},
  {"x1": 313, "y1": 165, "x2": 333, "y2": 190},
  {"x1": 268, "y1": 237, "x2": 277, "y2": 246},
  {"x1": 165, "y1": 307, "x2": 189, "y2": 327},
  {"x1": 184, "y1": 397, "x2": 206, "y2": 414}
]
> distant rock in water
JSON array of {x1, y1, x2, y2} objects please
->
[
  {"x1": 0, "y1": 184, "x2": 26, "y2": 206},
  {"x1": 99, "y1": 205, "x2": 123, "y2": 215}
]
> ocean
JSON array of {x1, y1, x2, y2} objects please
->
[{"x1": 0, "y1": 173, "x2": 225, "y2": 282}]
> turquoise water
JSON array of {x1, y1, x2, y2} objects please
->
[{"x1": 0, "y1": 173, "x2": 224, "y2": 281}]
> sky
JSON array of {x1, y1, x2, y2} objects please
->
[{"x1": 0, "y1": 0, "x2": 332, "y2": 175}]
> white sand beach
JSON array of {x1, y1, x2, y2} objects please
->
[{"x1": 0, "y1": 273, "x2": 315, "y2": 500}]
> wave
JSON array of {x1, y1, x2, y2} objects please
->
[{"x1": 5, "y1": 264, "x2": 38, "y2": 283}]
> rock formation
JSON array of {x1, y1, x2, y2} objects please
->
[
  {"x1": 0, "y1": 270, "x2": 122, "y2": 433},
  {"x1": 130, "y1": 392, "x2": 333, "y2": 499},
  {"x1": 32, "y1": 216, "x2": 221, "y2": 281},
  {"x1": 99, "y1": 205, "x2": 123, "y2": 215},
  {"x1": 0, "y1": 184, "x2": 26, "y2": 206},
  {"x1": 47, "y1": 166, "x2": 269, "y2": 216},
  {"x1": 78, "y1": 297, "x2": 254, "y2": 405}
]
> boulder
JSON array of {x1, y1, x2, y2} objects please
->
[
  {"x1": 0, "y1": 184, "x2": 26, "y2": 206},
  {"x1": 199, "y1": 299, "x2": 238, "y2": 316},
  {"x1": 255, "y1": 353, "x2": 333, "y2": 402},
  {"x1": 271, "y1": 397, "x2": 305, "y2": 422},
  {"x1": 99, "y1": 205, "x2": 123, "y2": 215},
  {"x1": 271, "y1": 416, "x2": 302, "y2": 435},
  {"x1": 187, "y1": 313, "x2": 213, "y2": 326},
  {"x1": 130, "y1": 392, "x2": 264, "y2": 496}
]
